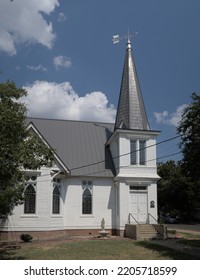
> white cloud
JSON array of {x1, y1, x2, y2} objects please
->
[
  {"x1": 58, "y1": 12, "x2": 67, "y2": 22},
  {"x1": 53, "y1": 56, "x2": 72, "y2": 70},
  {"x1": 27, "y1": 64, "x2": 47, "y2": 72},
  {"x1": 0, "y1": 29, "x2": 16, "y2": 55},
  {"x1": 154, "y1": 104, "x2": 187, "y2": 126},
  {"x1": 0, "y1": 0, "x2": 59, "y2": 55},
  {"x1": 22, "y1": 81, "x2": 116, "y2": 123}
]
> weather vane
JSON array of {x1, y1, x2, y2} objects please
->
[{"x1": 112, "y1": 29, "x2": 138, "y2": 44}]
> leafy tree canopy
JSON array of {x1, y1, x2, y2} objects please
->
[
  {"x1": 157, "y1": 160, "x2": 196, "y2": 220},
  {"x1": 178, "y1": 93, "x2": 200, "y2": 180},
  {"x1": 0, "y1": 81, "x2": 53, "y2": 217},
  {"x1": 157, "y1": 94, "x2": 200, "y2": 221}
]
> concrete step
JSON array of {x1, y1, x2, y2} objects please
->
[
  {"x1": 125, "y1": 224, "x2": 165, "y2": 240},
  {"x1": 139, "y1": 225, "x2": 160, "y2": 240}
]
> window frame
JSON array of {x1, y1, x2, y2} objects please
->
[
  {"x1": 52, "y1": 177, "x2": 61, "y2": 215},
  {"x1": 139, "y1": 140, "x2": 146, "y2": 165},
  {"x1": 130, "y1": 139, "x2": 147, "y2": 166},
  {"x1": 82, "y1": 180, "x2": 93, "y2": 215},
  {"x1": 130, "y1": 140, "x2": 137, "y2": 165},
  {"x1": 24, "y1": 175, "x2": 37, "y2": 214},
  {"x1": 52, "y1": 185, "x2": 60, "y2": 214}
]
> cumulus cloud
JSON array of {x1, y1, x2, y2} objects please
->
[
  {"x1": 22, "y1": 81, "x2": 116, "y2": 123},
  {"x1": 53, "y1": 56, "x2": 72, "y2": 70},
  {"x1": 154, "y1": 104, "x2": 187, "y2": 126},
  {"x1": 0, "y1": 0, "x2": 59, "y2": 55}
]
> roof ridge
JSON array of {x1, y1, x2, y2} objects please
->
[{"x1": 26, "y1": 116, "x2": 114, "y2": 126}]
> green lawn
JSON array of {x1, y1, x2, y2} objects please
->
[{"x1": 0, "y1": 238, "x2": 198, "y2": 260}]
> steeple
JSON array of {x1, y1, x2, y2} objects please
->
[{"x1": 114, "y1": 37, "x2": 150, "y2": 130}]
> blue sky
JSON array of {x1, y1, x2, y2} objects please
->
[{"x1": 1, "y1": 0, "x2": 200, "y2": 162}]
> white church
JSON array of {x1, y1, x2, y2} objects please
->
[{"x1": 0, "y1": 36, "x2": 163, "y2": 241}]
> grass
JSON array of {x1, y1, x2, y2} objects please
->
[
  {"x1": 177, "y1": 231, "x2": 200, "y2": 239},
  {"x1": 0, "y1": 238, "x2": 199, "y2": 260}
]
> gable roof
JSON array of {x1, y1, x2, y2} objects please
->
[
  {"x1": 26, "y1": 117, "x2": 115, "y2": 177},
  {"x1": 115, "y1": 40, "x2": 150, "y2": 130}
]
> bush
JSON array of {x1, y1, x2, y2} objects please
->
[
  {"x1": 20, "y1": 233, "x2": 33, "y2": 243},
  {"x1": 167, "y1": 229, "x2": 177, "y2": 235}
]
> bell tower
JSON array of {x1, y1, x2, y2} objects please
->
[{"x1": 108, "y1": 32, "x2": 160, "y2": 236}]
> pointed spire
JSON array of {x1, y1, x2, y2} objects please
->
[{"x1": 115, "y1": 37, "x2": 150, "y2": 130}]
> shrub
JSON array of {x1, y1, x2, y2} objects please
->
[
  {"x1": 167, "y1": 229, "x2": 177, "y2": 235},
  {"x1": 20, "y1": 233, "x2": 33, "y2": 243}
]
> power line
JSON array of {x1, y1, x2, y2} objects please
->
[
  {"x1": 25, "y1": 134, "x2": 182, "y2": 181},
  {"x1": 82, "y1": 151, "x2": 182, "y2": 177},
  {"x1": 70, "y1": 134, "x2": 181, "y2": 172},
  {"x1": 37, "y1": 150, "x2": 182, "y2": 180}
]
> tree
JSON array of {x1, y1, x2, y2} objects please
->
[
  {"x1": 177, "y1": 93, "x2": 200, "y2": 199},
  {"x1": 0, "y1": 81, "x2": 53, "y2": 217},
  {"x1": 157, "y1": 160, "x2": 196, "y2": 220}
]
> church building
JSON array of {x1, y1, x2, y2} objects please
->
[{"x1": 0, "y1": 36, "x2": 161, "y2": 241}]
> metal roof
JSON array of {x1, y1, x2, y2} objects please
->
[
  {"x1": 26, "y1": 117, "x2": 115, "y2": 177},
  {"x1": 115, "y1": 40, "x2": 150, "y2": 130}
]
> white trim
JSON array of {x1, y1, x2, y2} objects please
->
[
  {"x1": 107, "y1": 128, "x2": 160, "y2": 145},
  {"x1": 20, "y1": 215, "x2": 38, "y2": 218}
]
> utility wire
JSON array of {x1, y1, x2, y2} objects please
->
[
  {"x1": 37, "y1": 150, "x2": 182, "y2": 181},
  {"x1": 70, "y1": 134, "x2": 181, "y2": 171},
  {"x1": 36, "y1": 135, "x2": 182, "y2": 180}
]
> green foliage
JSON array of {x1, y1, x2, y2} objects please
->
[
  {"x1": 157, "y1": 160, "x2": 195, "y2": 219},
  {"x1": 20, "y1": 233, "x2": 33, "y2": 243},
  {"x1": 177, "y1": 93, "x2": 200, "y2": 183},
  {"x1": 158, "y1": 93, "x2": 200, "y2": 220},
  {"x1": 0, "y1": 81, "x2": 53, "y2": 217}
]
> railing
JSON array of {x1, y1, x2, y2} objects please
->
[
  {"x1": 148, "y1": 213, "x2": 158, "y2": 224},
  {"x1": 148, "y1": 213, "x2": 167, "y2": 239},
  {"x1": 128, "y1": 213, "x2": 140, "y2": 225}
]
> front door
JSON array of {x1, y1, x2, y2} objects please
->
[{"x1": 130, "y1": 192, "x2": 147, "y2": 223}]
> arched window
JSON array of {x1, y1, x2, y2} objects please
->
[
  {"x1": 82, "y1": 187, "x2": 92, "y2": 214},
  {"x1": 24, "y1": 184, "x2": 36, "y2": 214},
  {"x1": 52, "y1": 185, "x2": 60, "y2": 214}
]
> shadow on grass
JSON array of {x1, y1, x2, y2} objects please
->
[
  {"x1": 0, "y1": 249, "x2": 25, "y2": 260},
  {"x1": 177, "y1": 239, "x2": 200, "y2": 248},
  {"x1": 135, "y1": 241, "x2": 199, "y2": 260}
]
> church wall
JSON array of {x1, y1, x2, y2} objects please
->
[
  {"x1": 63, "y1": 177, "x2": 116, "y2": 231},
  {"x1": 147, "y1": 183, "x2": 158, "y2": 223},
  {"x1": 0, "y1": 174, "x2": 117, "y2": 240},
  {"x1": 145, "y1": 138, "x2": 157, "y2": 167},
  {"x1": 109, "y1": 138, "x2": 119, "y2": 173},
  {"x1": 119, "y1": 135, "x2": 130, "y2": 167},
  {"x1": 0, "y1": 167, "x2": 64, "y2": 234},
  {"x1": 117, "y1": 182, "x2": 129, "y2": 234}
]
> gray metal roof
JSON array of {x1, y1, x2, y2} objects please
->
[
  {"x1": 26, "y1": 117, "x2": 115, "y2": 177},
  {"x1": 115, "y1": 40, "x2": 150, "y2": 130}
]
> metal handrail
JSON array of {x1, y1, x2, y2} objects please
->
[
  {"x1": 148, "y1": 213, "x2": 158, "y2": 224},
  {"x1": 148, "y1": 213, "x2": 167, "y2": 239},
  {"x1": 128, "y1": 213, "x2": 140, "y2": 225}
]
